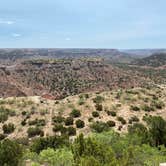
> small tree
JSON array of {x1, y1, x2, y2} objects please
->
[
  {"x1": 146, "y1": 116, "x2": 166, "y2": 146},
  {"x1": 39, "y1": 148, "x2": 74, "y2": 166},
  {"x1": 30, "y1": 136, "x2": 69, "y2": 153},
  {"x1": 0, "y1": 139, "x2": 23, "y2": 166}
]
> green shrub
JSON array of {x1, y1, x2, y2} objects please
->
[
  {"x1": 92, "y1": 111, "x2": 99, "y2": 118},
  {"x1": 27, "y1": 127, "x2": 43, "y2": 137},
  {"x1": 70, "y1": 109, "x2": 81, "y2": 118},
  {"x1": 53, "y1": 124, "x2": 64, "y2": 132},
  {"x1": 151, "y1": 100, "x2": 165, "y2": 109},
  {"x1": 2, "y1": 123, "x2": 15, "y2": 134},
  {"x1": 30, "y1": 136, "x2": 69, "y2": 153},
  {"x1": 25, "y1": 114, "x2": 31, "y2": 120},
  {"x1": 79, "y1": 156, "x2": 100, "y2": 166},
  {"x1": 0, "y1": 134, "x2": 6, "y2": 141},
  {"x1": 130, "y1": 105, "x2": 140, "y2": 111},
  {"x1": 15, "y1": 137, "x2": 29, "y2": 146},
  {"x1": 107, "y1": 120, "x2": 116, "y2": 127},
  {"x1": 65, "y1": 117, "x2": 74, "y2": 126},
  {"x1": 142, "y1": 105, "x2": 155, "y2": 112},
  {"x1": 36, "y1": 119, "x2": 46, "y2": 127},
  {"x1": 67, "y1": 127, "x2": 76, "y2": 136},
  {"x1": 95, "y1": 104, "x2": 103, "y2": 111},
  {"x1": 0, "y1": 112, "x2": 8, "y2": 123},
  {"x1": 0, "y1": 108, "x2": 16, "y2": 122},
  {"x1": 21, "y1": 119, "x2": 26, "y2": 126},
  {"x1": 107, "y1": 111, "x2": 116, "y2": 117},
  {"x1": 118, "y1": 125, "x2": 123, "y2": 131},
  {"x1": 76, "y1": 119, "x2": 85, "y2": 128},
  {"x1": 88, "y1": 117, "x2": 94, "y2": 122},
  {"x1": 8, "y1": 110, "x2": 16, "y2": 116},
  {"x1": 40, "y1": 109, "x2": 48, "y2": 115},
  {"x1": 0, "y1": 139, "x2": 23, "y2": 166},
  {"x1": 39, "y1": 148, "x2": 74, "y2": 166},
  {"x1": 145, "y1": 116, "x2": 166, "y2": 146},
  {"x1": 60, "y1": 126, "x2": 68, "y2": 135},
  {"x1": 78, "y1": 98, "x2": 85, "y2": 105},
  {"x1": 129, "y1": 116, "x2": 139, "y2": 124},
  {"x1": 117, "y1": 117, "x2": 126, "y2": 125},
  {"x1": 90, "y1": 121, "x2": 109, "y2": 133},
  {"x1": 72, "y1": 134, "x2": 116, "y2": 165},
  {"x1": 28, "y1": 119, "x2": 37, "y2": 125},
  {"x1": 128, "y1": 123, "x2": 148, "y2": 144},
  {"x1": 22, "y1": 111, "x2": 27, "y2": 116},
  {"x1": 52, "y1": 116, "x2": 65, "y2": 123},
  {"x1": 28, "y1": 119, "x2": 46, "y2": 126},
  {"x1": 93, "y1": 96, "x2": 104, "y2": 104},
  {"x1": 40, "y1": 131, "x2": 44, "y2": 137},
  {"x1": 55, "y1": 101, "x2": 59, "y2": 104},
  {"x1": 84, "y1": 94, "x2": 89, "y2": 99}
]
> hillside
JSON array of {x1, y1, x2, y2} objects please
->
[
  {"x1": 133, "y1": 53, "x2": 166, "y2": 67},
  {"x1": 0, "y1": 86, "x2": 165, "y2": 140},
  {"x1": 0, "y1": 58, "x2": 147, "y2": 98},
  {"x1": 0, "y1": 52, "x2": 166, "y2": 165}
]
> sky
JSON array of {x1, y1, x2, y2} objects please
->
[{"x1": 0, "y1": 0, "x2": 166, "y2": 48}]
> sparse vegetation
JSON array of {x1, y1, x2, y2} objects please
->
[{"x1": 0, "y1": 107, "x2": 15, "y2": 123}]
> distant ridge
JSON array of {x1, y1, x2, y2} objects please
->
[{"x1": 133, "y1": 53, "x2": 166, "y2": 67}]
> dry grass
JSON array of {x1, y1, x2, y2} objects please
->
[{"x1": 0, "y1": 85, "x2": 166, "y2": 139}]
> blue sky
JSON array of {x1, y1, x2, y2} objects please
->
[{"x1": 0, "y1": 0, "x2": 166, "y2": 48}]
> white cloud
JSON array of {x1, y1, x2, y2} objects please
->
[
  {"x1": 65, "y1": 37, "x2": 71, "y2": 41},
  {"x1": 11, "y1": 33, "x2": 21, "y2": 37},
  {"x1": 0, "y1": 20, "x2": 15, "y2": 25}
]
